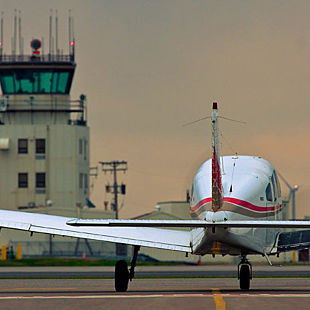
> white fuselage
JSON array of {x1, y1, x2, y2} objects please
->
[{"x1": 190, "y1": 155, "x2": 283, "y2": 256}]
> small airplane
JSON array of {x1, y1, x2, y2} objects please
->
[{"x1": 0, "y1": 102, "x2": 310, "y2": 292}]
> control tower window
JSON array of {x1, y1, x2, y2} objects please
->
[
  {"x1": 36, "y1": 139, "x2": 46, "y2": 154},
  {"x1": 84, "y1": 174, "x2": 88, "y2": 189},
  {"x1": 18, "y1": 139, "x2": 28, "y2": 154},
  {"x1": 36, "y1": 173, "x2": 46, "y2": 188},
  {"x1": 79, "y1": 139, "x2": 83, "y2": 155},
  {"x1": 84, "y1": 140, "x2": 87, "y2": 160},
  {"x1": 18, "y1": 173, "x2": 28, "y2": 188},
  {"x1": 79, "y1": 173, "x2": 83, "y2": 189},
  {"x1": 0, "y1": 69, "x2": 73, "y2": 95}
]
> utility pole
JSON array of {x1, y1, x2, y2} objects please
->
[{"x1": 99, "y1": 161, "x2": 127, "y2": 219}]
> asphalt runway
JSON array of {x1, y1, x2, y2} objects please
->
[
  {"x1": 0, "y1": 278, "x2": 309, "y2": 310},
  {"x1": 0, "y1": 266, "x2": 309, "y2": 309}
]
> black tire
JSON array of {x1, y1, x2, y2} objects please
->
[
  {"x1": 239, "y1": 264, "x2": 250, "y2": 290},
  {"x1": 115, "y1": 260, "x2": 129, "y2": 292}
]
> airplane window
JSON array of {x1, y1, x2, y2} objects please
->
[
  {"x1": 274, "y1": 171, "x2": 282, "y2": 197},
  {"x1": 271, "y1": 173, "x2": 277, "y2": 201},
  {"x1": 265, "y1": 183, "x2": 273, "y2": 202},
  {"x1": 190, "y1": 185, "x2": 193, "y2": 196}
]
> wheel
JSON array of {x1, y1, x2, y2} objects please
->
[
  {"x1": 115, "y1": 260, "x2": 129, "y2": 292},
  {"x1": 239, "y1": 264, "x2": 250, "y2": 290}
]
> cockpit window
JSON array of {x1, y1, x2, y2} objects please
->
[
  {"x1": 271, "y1": 173, "x2": 277, "y2": 201},
  {"x1": 190, "y1": 184, "x2": 195, "y2": 203},
  {"x1": 273, "y1": 171, "x2": 282, "y2": 197},
  {"x1": 265, "y1": 183, "x2": 273, "y2": 202}
]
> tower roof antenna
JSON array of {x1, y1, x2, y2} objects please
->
[
  {"x1": 12, "y1": 9, "x2": 17, "y2": 56},
  {"x1": 49, "y1": 8, "x2": 53, "y2": 56},
  {"x1": 68, "y1": 10, "x2": 75, "y2": 60},
  {"x1": 18, "y1": 10, "x2": 23, "y2": 55},
  {"x1": 0, "y1": 11, "x2": 3, "y2": 56},
  {"x1": 55, "y1": 9, "x2": 58, "y2": 55},
  {"x1": 68, "y1": 10, "x2": 71, "y2": 54}
]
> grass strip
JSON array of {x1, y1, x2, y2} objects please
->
[{"x1": 0, "y1": 258, "x2": 178, "y2": 267}]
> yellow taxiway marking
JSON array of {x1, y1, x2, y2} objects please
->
[{"x1": 212, "y1": 288, "x2": 226, "y2": 310}]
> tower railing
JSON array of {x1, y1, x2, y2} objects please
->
[
  {"x1": 0, "y1": 97, "x2": 83, "y2": 109},
  {"x1": 0, "y1": 54, "x2": 74, "y2": 63},
  {"x1": 0, "y1": 96, "x2": 87, "y2": 125}
]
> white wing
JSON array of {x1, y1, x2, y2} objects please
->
[
  {"x1": 2, "y1": 209, "x2": 310, "y2": 254},
  {"x1": 0, "y1": 210, "x2": 192, "y2": 252}
]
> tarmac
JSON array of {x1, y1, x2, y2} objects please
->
[{"x1": 0, "y1": 265, "x2": 309, "y2": 309}]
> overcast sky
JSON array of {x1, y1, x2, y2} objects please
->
[{"x1": 1, "y1": 0, "x2": 310, "y2": 218}]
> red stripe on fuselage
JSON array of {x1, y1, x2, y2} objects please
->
[
  {"x1": 223, "y1": 197, "x2": 281, "y2": 212},
  {"x1": 190, "y1": 197, "x2": 281, "y2": 213},
  {"x1": 190, "y1": 197, "x2": 212, "y2": 212}
]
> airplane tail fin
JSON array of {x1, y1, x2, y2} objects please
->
[{"x1": 211, "y1": 102, "x2": 223, "y2": 211}]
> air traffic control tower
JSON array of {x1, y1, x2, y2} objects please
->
[{"x1": 0, "y1": 17, "x2": 89, "y2": 216}]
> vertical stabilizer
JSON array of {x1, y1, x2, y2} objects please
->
[{"x1": 211, "y1": 102, "x2": 223, "y2": 211}]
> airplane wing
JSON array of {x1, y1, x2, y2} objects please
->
[
  {"x1": 0, "y1": 210, "x2": 192, "y2": 252},
  {"x1": 2, "y1": 209, "x2": 310, "y2": 254},
  {"x1": 67, "y1": 219, "x2": 310, "y2": 228}
]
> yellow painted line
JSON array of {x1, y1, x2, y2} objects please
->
[{"x1": 212, "y1": 288, "x2": 226, "y2": 310}]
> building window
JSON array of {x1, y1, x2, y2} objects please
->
[
  {"x1": 84, "y1": 140, "x2": 87, "y2": 160},
  {"x1": 36, "y1": 173, "x2": 46, "y2": 188},
  {"x1": 79, "y1": 173, "x2": 83, "y2": 189},
  {"x1": 18, "y1": 139, "x2": 28, "y2": 154},
  {"x1": 18, "y1": 173, "x2": 28, "y2": 188},
  {"x1": 36, "y1": 139, "x2": 46, "y2": 154},
  {"x1": 79, "y1": 139, "x2": 83, "y2": 155},
  {"x1": 84, "y1": 174, "x2": 88, "y2": 189}
]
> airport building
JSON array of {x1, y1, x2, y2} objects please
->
[
  {"x1": 0, "y1": 51, "x2": 89, "y2": 213},
  {"x1": 0, "y1": 15, "x2": 114, "y2": 257}
]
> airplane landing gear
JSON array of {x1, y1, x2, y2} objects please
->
[
  {"x1": 238, "y1": 256, "x2": 252, "y2": 290},
  {"x1": 115, "y1": 260, "x2": 129, "y2": 292},
  {"x1": 114, "y1": 246, "x2": 140, "y2": 292}
]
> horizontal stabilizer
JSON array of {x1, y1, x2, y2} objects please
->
[{"x1": 67, "y1": 219, "x2": 310, "y2": 229}]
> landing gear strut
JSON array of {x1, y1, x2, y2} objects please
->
[
  {"x1": 114, "y1": 246, "x2": 140, "y2": 292},
  {"x1": 238, "y1": 256, "x2": 252, "y2": 290}
]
